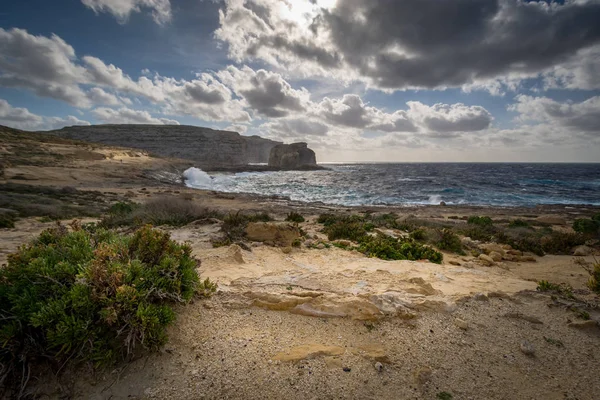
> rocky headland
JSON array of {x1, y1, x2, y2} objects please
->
[
  {"x1": 268, "y1": 142, "x2": 318, "y2": 170},
  {"x1": 43, "y1": 124, "x2": 283, "y2": 170}
]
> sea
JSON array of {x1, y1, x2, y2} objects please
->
[{"x1": 183, "y1": 163, "x2": 600, "y2": 207}]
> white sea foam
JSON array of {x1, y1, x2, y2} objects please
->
[
  {"x1": 183, "y1": 167, "x2": 213, "y2": 189},
  {"x1": 428, "y1": 194, "x2": 443, "y2": 204}
]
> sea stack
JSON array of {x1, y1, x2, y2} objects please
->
[{"x1": 268, "y1": 142, "x2": 317, "y2": 170}]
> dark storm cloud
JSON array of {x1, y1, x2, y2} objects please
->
[
  {"x1": 324, "y1": 0, "x2": 600, "y2": 88},
  {"x1": 218, "y1": 0, "x2": 600, "y2": 90}
]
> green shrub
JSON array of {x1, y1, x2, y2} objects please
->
[
  {"x1": 540, "y1": 231, "x2": 585, "y2": 254},
  {"x1": 572, "y1": 218, "x2": 599, "y2": 234},
  {"x1": 317, "y1": 213, "x2": 364, "y2": 227},
  {"x1": 357, "y1": 235, "x2": 443, "y2": 264},
  {"x1": 433, "y1": 228, "x2": 464, "y2": 254},
  {"x1": 592, "y1": 213, "x2": 600, "y2": 222},
  {"x1": 324, "y1": 220, "x2": 369, "y2": 242},
  {"x1": 285, "y1": 212, "x2": 305, "y2": 223},
  {"x1": 409, "y1": 228, "x2": 427, "y2": 241},
  {"x1": 467, "y1": 216, "x2": 493, "y2": 226},
  {"x1": 509, "y1": 219, "x2": 529, "y2": 228},
  {"x1": 0, "y1": 224, "x2": 214, "y2": 392}
]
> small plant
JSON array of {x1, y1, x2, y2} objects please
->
[
  {"x1": 579, "y1": 257, "x2": 600, "y2": 294},
  {"x1": 437, "y1": 392, "x2": 453, "y2": 400},
  {"x1": 543, "y1": 336, "x2": 564, "y2": 348},
  {"x1": 285, "y1": 212, "x2": 305, "y2": 223},
  {"x1": 572, "y1": 218, "x2": 599, "y2": 234},
  {"x1": 536, "y1": 280, "x2": 574, "y2": 298},
  {"x1": 509, "y1": 219, "x2": 529, "y2": 228},
  {"x1": 467, "y1": 216, "x2": 493, "y2": 226},
  {"x1": 292, "y1": 238, "x2": 302, "y2": 248},
  {"x1": 574, "y1": 309, "x2": 591, "y2": 320},
  {"x1": 364, "y1": 322, "x2": 376, "y2": 332}
]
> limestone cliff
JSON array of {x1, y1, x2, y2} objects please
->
[
  {"x1": 43, "y1": 125, "x2": 281, "y2": 168},
  {"x1": 268, "y1": 142, "x2": 317, "y2": 170}
]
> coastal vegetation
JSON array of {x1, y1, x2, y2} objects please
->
[{"x1": 0, "y1": 223, "x2": 214, "y2": 395}]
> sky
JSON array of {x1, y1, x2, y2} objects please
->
[{"x1": 1, "y1": 0, "x2": 600, "y2": 162}]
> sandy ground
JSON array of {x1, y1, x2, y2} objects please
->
[{"x1": 2, "y1": 127, "x2": 600, "y2": 399}]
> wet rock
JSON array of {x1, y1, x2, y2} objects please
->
[
  {"x1": 573, "y1": 245, "x2": 593, "y2": 256},
  {"x1": 246, "y1": 222, "x2": 301, "y2": 247},
  {"x1": 439, "y1": 201, "x2": 447, "y2": 206},
  {"x1": 520, "y1": 340, "x2": 535, "y2": 356},
  {"x1": 478, "y1": 254, "x2": 495, "y2": 266},
  {"x1": 489, "y1": 251, "x2": 503, "y2": 262}
]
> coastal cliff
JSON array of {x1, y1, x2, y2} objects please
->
[{"x1": 42, "y1": 125, "x2": 281, "y2": 169}]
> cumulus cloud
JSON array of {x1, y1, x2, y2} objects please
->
[
  {"x1": 81, "y1": 0, "x2": 172, "y2": 24},
  {"x1": 87, "y1": 87, "x2": 121, "y2": 106},
  {"x1": 407, "y1": 102, "x2": 493, "y2": 133},
  {"x1": 0, "y1": 99, "x2": 90, "y2": 130},
  {"x1": 510, "y1": 95, "x2": 600, "y2": 134},
  {"x1": 92, "y1": 106, "x2": 180, "y2": 125},
  {"x1": 217, "y1": 66, "x2": 309, "y2": 118},
  {"x1": 215, "y1": 0, "x2": 600, "y2": 91},
  {"x1": 0, "y1": 28, "x2": 89, "y2": 107},
  {"x1": 260, "y1": 118, "x2": 329, "y2": 140}
]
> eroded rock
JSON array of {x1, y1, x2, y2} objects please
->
[{"x1": 246, "y1": 222, "x2": 301, "y2": 247}]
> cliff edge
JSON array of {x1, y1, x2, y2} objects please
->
[{"x1": 42, "y1": 125, "x2": 281, "y2": 169}]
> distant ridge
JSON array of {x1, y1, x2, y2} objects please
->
[{"x1": 42, "y1": 124, "x2": 282, "y2": 169}]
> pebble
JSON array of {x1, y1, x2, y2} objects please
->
[
  {"x1": 454, "y1": 318, "x2": 469, "y2": 330},
  {"x1": 343, "y1": 367, "x2": 351, "y2": 372},
  {"x1": 374, "y1": 362, "x2": 384, "y2": 372},
  {"x1": 520, "y1": 340, "x2": 535, "y2": 356}
]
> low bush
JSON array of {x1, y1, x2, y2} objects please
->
[
  {"x1": 433, "y1": 228, "x2": 465, "y2": 255},
  {"x1": 467, "y1": 216, "x2": 493, "y2": 226},
  {"x1": 540, "y1": 231, "x2": 585, "y2": 255},
  {"x1": 357, "y1": 234, "x2": 443, "y2": 263},
  {"x1": 0, "y1": 224, "x2": 214, "y2": 395},
  {"x1": 285, "y1": 212, "x2": 305, "y2": 223},
  {"x1": 213, "y1": 211, "x2": 274, "y2": 246},
  {"x1": 101, "y1": 197, "x2": 218, "y2": 228},
  {"x1": 324, "y1": 220, "x2": 369, "y2": 242},
  {"x1": 508, "y1": 219, "x2": 530, "y2": 228},
  {"x1": 572, "y1": 218, "x2": 599, "y2": 234}
]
